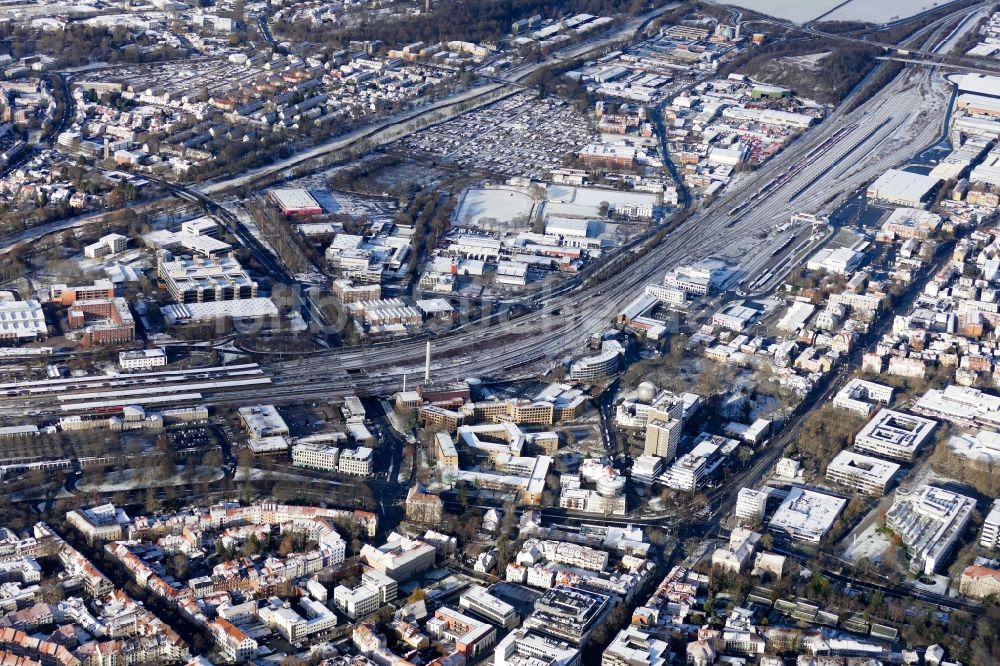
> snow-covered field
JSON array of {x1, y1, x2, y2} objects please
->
[
  {"x1": 823, "y1": 0, "x2": 958, "y2": 23},
  {"x1": 724, "y1": 0, "x2": 960, "y2": 24},
  {"x1": 454, "y1": 187, "x2": 537, "y2": 226},
  {"x1": 723, "y1": 0, "x2": 844, "y2": 23}
]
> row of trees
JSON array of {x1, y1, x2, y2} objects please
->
[
  {"x1": 720, "y1": 38, "x2": 881, "y2": 105},
  {"x1": 782, "y1": 404, "x2": 867, "y2": 475},
  {"x1": 276, "y1": 0, "x2": 646, "y2": 49},
  {"x1": 3, "y1": 24, "x2": 186, "y2": 67}
]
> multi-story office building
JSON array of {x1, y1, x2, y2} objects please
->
[
  {"x1": 662, "y1": 439, "x2": 727, "y2": 492},
  {"x1": 427, "y1": 607, "x2": 497, "y2": 660},
  {"x1": 735, "y1": 488, "x2": 771, "y2": 525},
  {"x1": 338, "y1": 446, "x2": 374, "y2": 476},
  {"x1": 832, "y1": 379, "x2": 894, "y2": 417},
  {"x1": 494, "y1": 629, "x2": 580, "y2": 666},
  {"x1": 644, "y1": 418, "x2": 681, "y2": 460},
  {"x1": 66, "y1": 504, "x2": 130, "y2": 544},
  {"x1": 523, "y1": 586, "x2": 613, "y2": 645},
  {"x1": 459, "y1": 584, "x2": 519, "y2": 629},
  {"x1": 854, "y1": 409, "x2": 937, "y2": 462},
  {"x1": 50, "y1": 280, "x2": 116, "y2": 306},
  {"x1": 118, "y1": 348, "x2": 167, "y2": 372},
  {"x1": 291, "y1": 443, "x2": 340, "y2": 471},
  {"x1": 360, "y1": 533, "x2": 437, "y2": 582},
  {"x1": 886, "y1": 485, "x2": 976, "y2": 575},
  {"x1": 768, "y1": 488, "x2": 846, "y2": 544},
  {"x1": 67, "y1": 297, "x2": 134, "y2": 347},
  {"x1": 825, "y1": 450, "x2": 901, "y2": 495},
  {"x1": 982, "y1": 498, "x2": 1000, "y2": 550},
  {"x1": 333, "y1": 568, "x2": 397, "y2": 620},
  {"x1": 602, "y1": 626, "x2": 669, "y2": 666},
  {"x1": 334, "y1": 584, "x2": 379, "y2": 620}
]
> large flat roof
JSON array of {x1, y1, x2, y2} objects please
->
[
  {"x1": 269, "y1": 188, "x2": 322, "y2": 211},
  {"x1": 958, "y1": 73, "x2": 1000, "y2": 99},
  {"x1": 867, "y1": 169, "x2": 940, "y2": 203},
  {"x1": 827, "y1": 450, "x2": 901, "y2": 485},
  {"x1": 769, "y1": 487, "x2": 846, "y2": 542},
  {"x1": 855, "y1": 408, "x2": 937, "y2": 455}
]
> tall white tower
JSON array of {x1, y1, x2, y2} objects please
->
[{"x1": 424, "y1": 340, "x2": 431, "y2": 384}]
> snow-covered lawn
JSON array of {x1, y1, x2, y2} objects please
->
[{"x1": 76, "y1": 465, "x2": 224, "y2": 492}]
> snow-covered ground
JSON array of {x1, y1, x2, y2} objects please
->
[
  {"x1": 722, "y1": 0, "x2": 845, "y2": 23},
  {"x1": 454, "y1": 187, "x2": 537, "y2": 227},
  {"x1": 823, "y1": 0, "x2": 959, "y2": 23},
  {"x1": 724, "y1": 0, "x2": 959, "y2": 24},
  {"x1": 76, "y1": 465, "x2": 224, "y2": 492},
  {"x1": 842, "y1": 522, "x2": 893, "y2": 563}
]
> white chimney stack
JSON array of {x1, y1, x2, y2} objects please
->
[{"x1": 424, "y1": 340, "x2": 431, "y2": 384}]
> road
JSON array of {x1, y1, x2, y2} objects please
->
[
  {"x1": 196, "y1": 4, "x2": 679, "y2": 195},
  {"x1": 198, "y1": 55, "x2": 954, "y2": 408},
  {"x1": 4, "y1": 50, "x2": 959, "y2": 421},
  {"x1": 0, "y1": 2, "x2": 971, "y2": 428}
]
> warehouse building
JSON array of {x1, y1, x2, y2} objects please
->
[
  {"x1": 0, "y1": 299, "x2": 47, "y2": 344},
  {"x1": 877, "y1": 207, "x2": 942, "y2": 241},
  {"x1": 269, "y1": 188, "x2": 324, "y2": 216},
  {"x1": 711, "y1": 300, "x2": 759, "y2": 332},
  {"x1": 866, "y1": 169, "x2": 940, "y2": 209},
  {"x1": 238, "y1": 405, "x2": 289, "y2": 440},
  {"x1": 957, "y1": 72, "x2": 1000, "y2": 100}
]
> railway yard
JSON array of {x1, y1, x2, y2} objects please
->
[{"x1": 3, "y1": 1, "x2": 1000, "y2": 665}]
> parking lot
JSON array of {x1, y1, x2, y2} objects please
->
[{"x1": 393, "y1": 91, "x2": 598, "y2": 179}]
